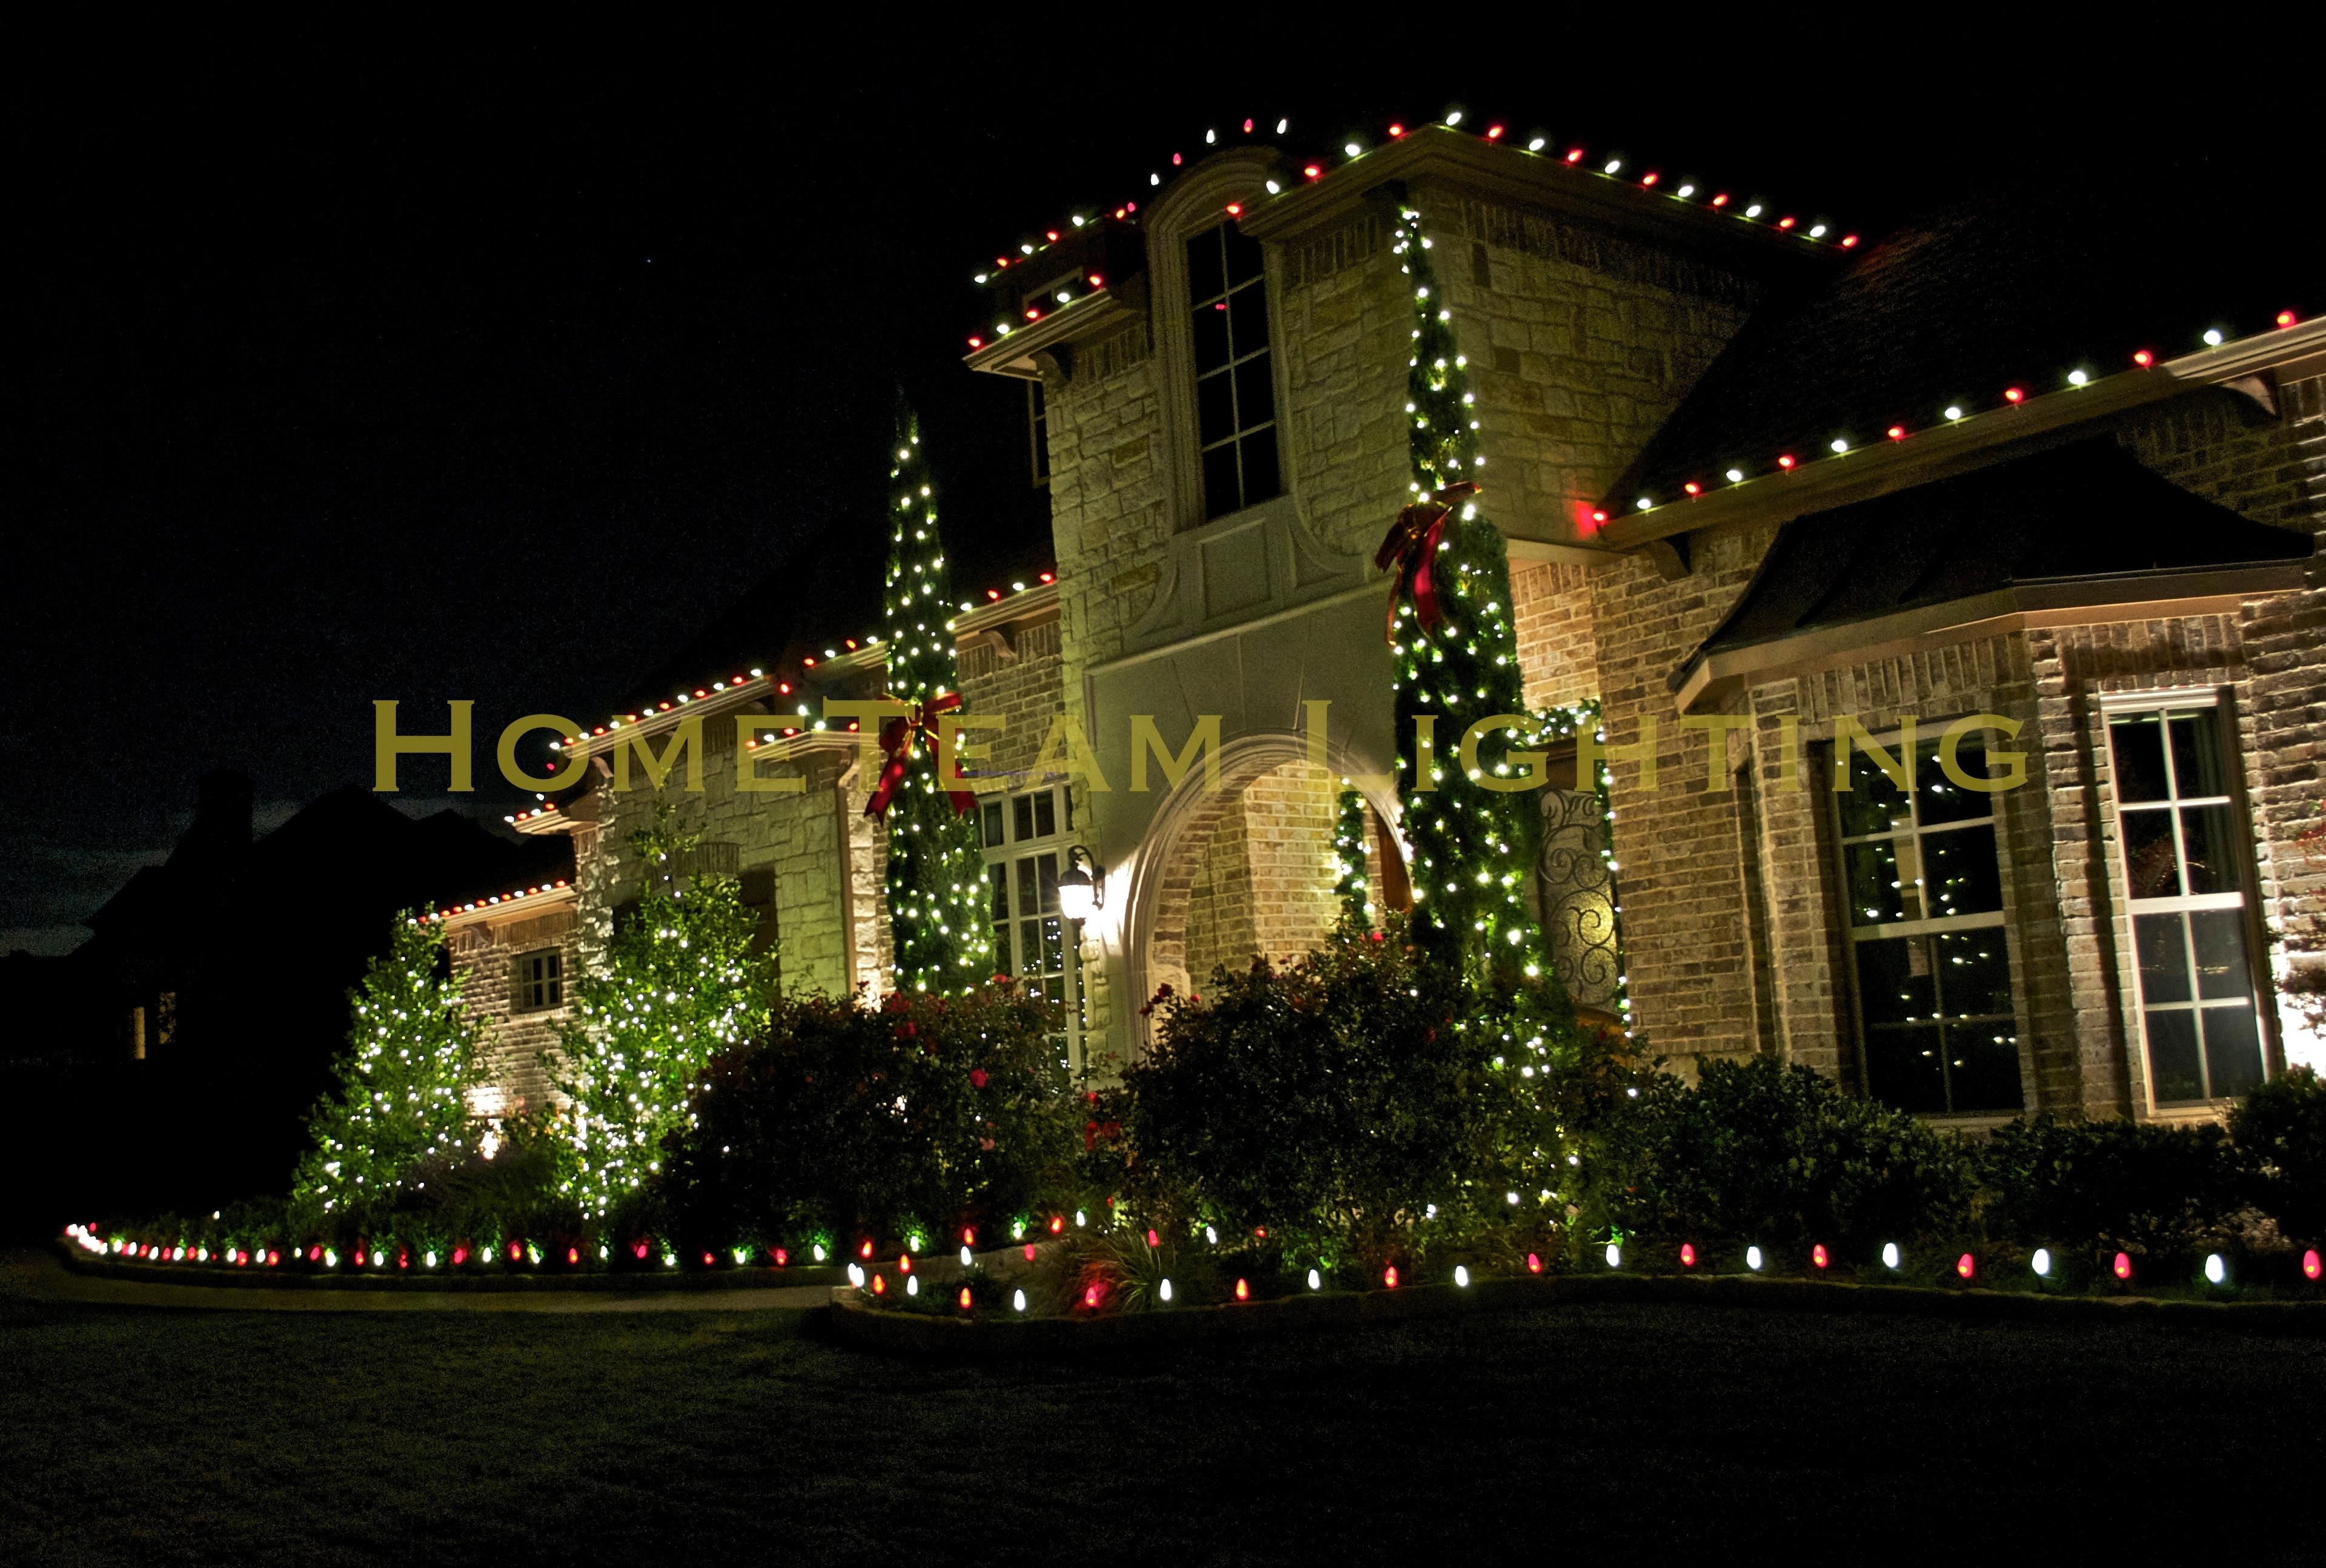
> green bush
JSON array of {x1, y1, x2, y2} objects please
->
[
  {"x1": 1110, "y1": 919, "x2": 1576, "y2": 1272},
  {"x1": 2230, "y1": 1064, "x2": 2326, "y2": 1246},
  {"x1": 653, "y1": 981, "x2": 1082, "y2": 1255},
  {"x1": 1602, "y1": 1056, "x2": 1977, "y2": 1257},
  {"x1": 1980, "y1": 1113, "x2": 2241, "y2": 1256}
]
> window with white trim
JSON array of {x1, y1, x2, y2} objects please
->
[
  {"x1": 2106, "y1": 700, "x2": 2267, "y2": 1105},
  {"x1": 1834, "y1": 728, "x2": 2024, "y2": 1115},
  {"x1": 981, "y1": 784, "x2": 1084, "y2": 1069},
  {"x1": 1185, "y1": 220, "x2": 1279, "y2": 520},
  {"x1": 513, "y1": 948, "x2": 563, "y2": 1013}
]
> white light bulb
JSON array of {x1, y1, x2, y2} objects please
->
[
  {"x1": 1881, "y1": 1243, "x2": 1901, "y2": 1270},
  {"x1": 960, "y1": 1246, "x2": 973, "y2": 1267},
  {"x1": 1944, "y1": 405, "x2": 1964, "y2": 422},
  {"x1": 2031, "y1": 1248, "x2": 2052, "y2": 1277},
  {"x1": 1725, "y1": 468, "x2": 1744, "y2": 483},
  {"x1": 2203, "y1": 328, "x2": 2225, "y2": 346},
  {"x1": 1307, "y1": 1268, "x2": 1321, "y2": 1290},
  {"x1": 2067, "y1": 369, "x2": 2089, "y2": 386},
  {"x1": 1454, "y1": 1265, "x2": 1471, "y2": 1286},
  {"x1": 1604, "y1": 1244, "x2": 1621, "y2": 1269},
  {"x1": 1012, "y1": 1288, "x2": 1027, "y2": 1312},
  {"x1": 2205, "y1": 1253, "x2": 2227, "y2": 1285},
  {"x1": 1746, "y1": 1246, "x2": 1764, "y2": 1271},
  {"x1": 1159, "y1": 1278, "x2": 1174, "y2": 1302}
]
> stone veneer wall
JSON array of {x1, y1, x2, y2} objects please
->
[
  {"x1": 448, "y1": 902, "x2": 577, "y2": 1115},
  {"x1": 1510, "y1": 560, "x2": 1599, "y2": 711},
  {"x1": 1176, "y1": 759, "x2": 1341, "y2": 988}
]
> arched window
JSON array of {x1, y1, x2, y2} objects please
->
[{"x1": 1184, "y1": 220, "x2": 1280, "y2": 518}]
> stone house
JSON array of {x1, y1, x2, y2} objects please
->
[{"x1": 459, "y1": 121, "x2": 2324, "y2": 1130}]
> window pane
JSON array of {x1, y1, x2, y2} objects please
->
[
  {"x1": 1222, "y1": 222, "x2": 1264, "y2": 284},
  {"x1": 2170, "y1": 710, "x2": 2228, "y2": 799},
  {"x1": 1229, "y1": 282, "x2": 1270, "y2": 359},
  {"x1": 1844, "y1": 839, "x2": 1910, "y2": 926},
  {"x1": 1018, "y1": 918, "x2": 1042, "y2": 976},
  {"x1": 1191, "y1": 300, "x2": 1231, "y2": 372},
  {"x1": 2180, "y1": 804, "x2": 2242, "y2": 895},
  {"x1": 1233, "y1": 354, "x2": 1276, "y2": 432},
  {"x1": 1914, "y1": 738, "x2": 1996, "y2": 824},
  {"x1": 1835, "y1": 752, "x2": 1913, "y2": 837},
  {"x1": 989, "y1": 864, "x2": 1010, "y2": 924},
  {"x1": 1942, "y1": 1024, "x2": 2024, "y2": 1113},
  {"x1": 2188, "y1": 908, "x2": 2253, "y2": 1001},
  {"x1": 1240, "y1": 429, "x2": 1282, "y2": 506},
  {"x1": 1933, "y1": 929, "x2": 2011, "y2": 1017},
  {"x1": 1016, "y1": 858, "x2": 1038, "y2": 915},
  {"x1": 1865, "y1": 1026, "x2": 1948, "y2": 1114},
  {"x1": 1920, "y1": 823, "x2": 2003, "y2": 918},
  {"x1": 1202, "y1": 443, "x2": 1242, "y2": 519},
  {"x1": 2201, "y1": 1005, "x2": 2264, "y2": 1099},
  {"x1": 1196, "y1": 370, "x2": 1238, "y2": 446},
  {"x1": 1013, "y1": 795, "x2": 1035, "y2": 844},
  {"x1": 2144, "y1": 1009, "x2": 2205, "y2": 1103},
  {"x1": 1035, "y1": 852, "x2": 1060, "y2": 915},
  {"x1": 1186, "y1": 228, "x2": 1225, "y2": 304},
  {"x1": 981, "y1": 801, "x2": 1003, "y2": 848},
  {"x1": 1033, "y1": 790, "x2": 1056, "y2": 839},
  {"x1": 1040, "y1": 915, "x2": 1064, "y2": 971},
  {"x1": 2133, "y1": 913, "x2": 2192, "y2": 1004},
  {"x1": 2120, "y1": 809, "x2": 2181, "y2": 898},
  {"x1": 2109, "y1": 713, "x2": 2170, "y2": 803},
  {"x1": 1855, "y1": 937, "x2": 1935, "y2": 1027}
]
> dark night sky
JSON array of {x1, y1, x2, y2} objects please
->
[{"x1": 7, "y1": 17, "x2": 2313, "y2": 953}]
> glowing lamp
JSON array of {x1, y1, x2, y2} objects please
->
[
  {"x1": 1383, "y1": 1266, "x2": 1399, "y2": 1289},
  {"x1": 898, "y1": 1254, "x2": 912, "y2": 1274},
  {"x1": 1013, "y1": 1289, "x2": 1027, "y2": 1312},
  {"x1": 1725, "y1": 469, "x2": 1743, "y2": 484},
  {"x1": 1024, "y1": 1244, "x2": 1036, "y2": 1261},
  {"x1": 1887, "y1": 426, "x2": 1906, "y2": 441},
  {"x1": 1486, "y1": 125, "x2": 1505, "y2": 140},
  {"x1": 774, "y1": 1249, "x2": 787, "y2": 1266},
  {"x1": 2279, "y1": 310, "x2": 2299, "y2": 328},
  {"x1": 1777, "y1": 216, "x2": 1796, "y2": 230},
  {"x1": 959, "y1": 1288, "x2": 973, "y2": 1310},
  {"x1": 1684, "y1": 481, "x2": 1700, "y2": 495},
  {"x1": 2133, "y1": 349, "x2": 2155, "y2": 367},
  {"x1": 1454, "y1": 1265, "x2": 1471, "y2": 1287},
  {"x1": 1159, "y1": 1279, "x2": 1174, "y2": 1303},
  {"x1": 1056, "y1": 848, "x2": 1104, "y2": 921},
  {"x1": 1082, "y1": 1285, "x2": 1099, "y2": 1309},
  {"x1": 702, "y1": 1252, "x2": 714, "y2": 1267},
  {"x1": 1745, "y1": 1246, "x2": 1764, "y2": 1272},
  {"x1": 2004, "y1": 387, "x2": 2025, "y2": 405},
  {"x1": 1777, "y1": 455, "x2": 1795, "y2": 471},
  {"x1": 1527, "y1": 1253, "x2": 1543, "y2": 1274},
  {"x1": 1830, "y1": 438, "x2": 1849, "y2": 454},
  {"x1": 1841, "y1": 234, "x2": 1859, "y2": 248},
  {"x1": 860, "y1": 1239, "x2": 875, "y2": 1259},
  {"x1": 1307, "y1": 1268, "x2": 1321, "y2": 1291},
  {"x1": 1642, "y1": 171, "x2": 1658, "y2": 186},
  {"x1": 1680, "y1": 1243, "x2": 1696, "y2": 1268},
  {"x1": 2204, "y1": 1253, "x2": 2227, "y2": 1286},
  {"x1": 570, "y1": 1248, "x2": 582, "y2": 1265},
  {"x1": 1604, "y1": 1243, "x2": 1622, "y2": 1269},
  {"x1": 959, "y1": 1246, "x2": 973, "y2": 1268},
  {"x1": 2031, "y1": 1248, "x2": 2052, "y2": 1278},
  {"x1": 1146, "y1": 1229, "x2": 1159, "y2": 1248},
  {"x1": 1050, "y1": 1216, "x2": 1065, "y2": 1234},
  {"x1": 2203, "y1": 328, "x2": 2224, "y2": 346},
  {"x1": 872, "y1": 1274, "x2": 886, "y2": 1295},
  {"x1": 1812, "y1": 1245, "x2": 1829, "y2": 1269},
  {"x1": 1711, "y1": 193, "x2": 1729, "y2": 207},
  {"x1": 1234, "y1": 1279, "x2": 1250, "y2": 1302},
  {"x1": 1956, "y1": 1253, "x2": 1975, "y2": 1280},
  {"x1": 812, "y1": 1244, "x2": 826, "y2": 1262}
]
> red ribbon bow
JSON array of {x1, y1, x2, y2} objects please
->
[
  {"x1": 863, "y1": 692, "x2": 977, "y2": 819},
  {"x1": 1374, "y1": 481, "x2": 1475, "y2": 644}
]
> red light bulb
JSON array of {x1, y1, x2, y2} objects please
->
[
  {"x1": 1024, "y1": 1243, "x2": 1036, "y2": 1261},
  {"x1": 773, "y1": 1248, "x2": 787, "y2": 1266},
  {"x1": 1777, "y1": 455, "x2": 1796, "y2": 471},
  {"x1": 2279, "y1": 310, "x2": 2299, "y2": 329},
  {"x1": 1887, "y1": 425, "x2": 1906, "y2": 441},
  {"x1": 2305, "y1": 1249, "x2": 2321, "y2": 1281},
  {"x1": 1680, "y1": 1243, "x2": 1696, "y2": 1267},
  {"x1": 1383, "y1": 1266, "x2": 1399, "y2": 1289},
  {"x1": 1526, "y1": 1253, "x2": 1543, "y2": 1274},
  {"x1": 2004, "y1": 387, "x2": 2026, "y2": 404},
  {"x1": 2133, "y1": 349, "x2": 2155, "y2": 367},
  {"x1": 1812, "y1": 1245, "x2": 1829, "y2": 1269},
  {"x1": 1049, "y1": 1216, "x2": 1064, "y2": 1234},
  {"x1": 1956, "y1": 1252, "x2": 1975, "y2": 1280},
  {"x1": 1234, "y1": 1278, "x2": 1250, "y2": 1301},
  {"x1": 872, "y1": 1274, "x2": 886, "y2": 1295},
  {"x1": 958, "y1": 1287, "x2": 973, "y2": 1309}
]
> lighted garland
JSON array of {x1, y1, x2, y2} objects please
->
[
  {"x1": 1332, "y1": 786, "x2": 1373, "y2": 927},
  {"x1": 550, "y1": 813, "x2": 774, "y2": 1220},
  {"x1": 1389, "y1": 203, "x2": 1551, "y2": 994},
  {"x1": 880, "y1": 401, "x2": 995, "y2": 995},
  {"x1": 289, "y1": 917, "x2": 484, "y2": 1223}
]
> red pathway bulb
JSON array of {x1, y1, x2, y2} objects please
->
[
  {"x1": 872, "y1": 1274, "x2": 886, "y2": 1295},
  {"x1": 2305, "y1": 1249, "x2": 2322, "y2": 1282},
  {"x1": 2004, "y1": 387, "x2": 2026, "y2": 405},
  {"x1": 958, "y1": 1287, "x2": 973, "y2": 1310},
  {"x1": 1049, "y1": 1215, "x2": 1065, "y2": 1235},
  {"x1": 1812, "y1": 1245, "x2": 1829, "y2": 1269},
  {"x1": 567, "y1": 1248, "x2": 578, "y2": 1265},
  {"x1": 1023, "y1": 1243, "x2": 1036, "y2": 1261},
  {"x1": 1383, "y1": 1266, "x2": 1400, "y2": 1289},
  {"x1": 860, "y1": 1239, "x2": 875, "y2": 1259},
  {"x1": 1234, "y1": 1278, "x2": 1250, "y2": 1302},
  {"x1": 773, "y1": 1248, "x2": 787, "y2": 1266},
  {"x1": 898, "y1": 1254, "x2": 912, "y2": 1274},
  {"x1": 1526, "y1": 1252, "x2": 1543, "y2": 1274},
  {"x1": 1147, "y1": 1229, "x2": 1160, "y2": 1248},
  {"x1": 2279, "y1": 309, "x2": 2299, "y2": 328},
  {"x1": 1956, "y1": 1252, "x2": 1976, "y2": 1280},
  {"x1": 2133, "y1": 349, "x2": 2155, "y2": 368},
  {"x1": 2114, "y1": 1252, "x2": 2134, "y2": 1281},
  {"x1": 1680, "y1": 1243, "x2": 1696, "y2": 1268}
]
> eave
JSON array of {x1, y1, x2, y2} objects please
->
[{"x1": 964, "y1": 286, "x2": 1139, "y2": 380}]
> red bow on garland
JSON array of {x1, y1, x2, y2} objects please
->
[
  {"x1": 862, "y1": 692, "x2": 978, "y2": 820},
  {"x1": 1374, "y1": 481, "x2": 1476, "y2": 644}
]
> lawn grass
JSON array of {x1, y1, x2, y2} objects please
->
[{"x1": 4, "y1": 1285, "x2": 2322, "y2": 1565}]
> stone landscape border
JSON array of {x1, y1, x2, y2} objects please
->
[{"x1": 829, "y1": 1269, "x2": 2326, "y2": 1358}]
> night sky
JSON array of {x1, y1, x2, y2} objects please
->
[{"x1": 8, "y1": 21, "x2": 2311, "y2": 954}]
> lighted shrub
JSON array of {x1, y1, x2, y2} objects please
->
[
  {"x1": 654, "y1": 982, "x2": 1082, "y2": 1254},
  {"x1": 2230, "y1": 1065, "x2": 2326, "y2": 1246},
  {"x1": 1110, "y1": 920, "x2": 1576, "y2": 1272},
  {"x1": 1980, "y1": 1113, "x2": 2241, "y2": 1256},
  {"x1": 1603, "y1": 1055, "x2": 1978, "y2": 1256}
]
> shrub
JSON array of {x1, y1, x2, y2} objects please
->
[
  {"x1": 654, "y1": 981, "x2": 1081, "y2": 1254},
  {"x1": 1602, "y1": 1056, "x2": 1977, "y2": 1256},
  {"x1": 2231, "y1": 1065, "x2": 2326, "y2": 1245},
  {"x1": 1110, "y1": 919, "x2": 1577, "y2": 1272},
  {"x1": 1980, "y1": 1114, "x2": 2241, "y2": 1256}
]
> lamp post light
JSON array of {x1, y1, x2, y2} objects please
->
[{"x1": 1056, "y1": 846, "x2": 1104, "y2": 922}]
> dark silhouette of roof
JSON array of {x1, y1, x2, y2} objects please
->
[
  {"x1": 1677, "y1": 440, "x2": 2314, "y2": 687},
  {"x1": 1608, "y1": 163, "x2": 2324, "y2": 510}
]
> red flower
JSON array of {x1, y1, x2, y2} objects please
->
[
  {"x1": 969, "y1": 1068, "x2": 989, "y2": 1088},
  {"x1": 893, "y1": 1021, "x2": 918, "y2": 1039}
]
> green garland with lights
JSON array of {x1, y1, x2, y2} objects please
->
[
  {"x1": 881, "y1": 399, "x2": 995, "y2": 994},
  {"x1": 1332, "y1": 787, "x2": 1373, "y2": 928},
  {"x1": 551, "y1": 812, "x2": 774, "y2": 1220},
  {"x1": 290, "y1": 916, "x2": 484, "y2": 1224},
  {"x1": 1388, "y1": 203, "x2": 1551, "y2": 994}
]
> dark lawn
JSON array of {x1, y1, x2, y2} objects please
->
[{"x1": 4, "y1": 1287, "x2": 2322, "y2": 1566}]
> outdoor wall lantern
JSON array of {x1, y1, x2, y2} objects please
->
[{"x1": 1056, "y1": 847, "x2": 1104, "y2": 922}]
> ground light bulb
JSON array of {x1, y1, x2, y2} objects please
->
[
  {"x1": 1307, "y1": 1268, "x2": 1322, "y2": 1291},
  {"x1": 1527, "y1": 1253, "x2": 1543, "y2": 1274},
  {"x1": 1812, "y1": 1245, "x2": 1829, "y2": 1269},
  {"x1": 424, "y1": 1251, "x2": 437, "y2": 1269},
  {"x1": 2205, "y1": 1254, "x2": 2227, "y2": 1285},
  {"x1": 1956, "y1": 1253, "x2": 1975, "y2": 1280},
  {"x1": 906, "y1": 1275, "x2": 919, "y2": 1297},
  {"x1": 1680, "y1": 1243, "x2": 1697, "y2": 1267},
  {"x1": 1013, "y1": 1289, "x2": 1027, "y2": 1312},
  {"x1": 958, "y1": 1288, "x2": 973, "y2": 1310},
  {"x1": 2032, "y1": 1248, "x2": 2052, "y2": 1278},
  {"x1": 1159, "y1": 1279, "x2": 1173, "y2": 1303},
  {"x1": 1383, "y1": 1266, "x2": 1400, "y2": 1289},
  {"x1": 1746, "y1": 1246, "x2": 1763, "y2": 1271},
  {"x1": 2115, "y1": 1252, "x2": 2134, "y2": 1281},
  {"x1": 1881, "y1": 1243, "x2": 1901, "y2": 1270},
  {"x1": 1455, "y1": 1266, "x2": 1471, "y2": 1288},
  {"x1": 2305, "y1": 1249, "x2": 2322, "y2": 1281},
  {"x1": 847, "y1": 1263, "x2": 864, "y2": 1287},
  {"x1": 2204, "y1": 328, "x2": 2225, "y2": 346},
  {"x1": 812, "y1": 1244, "x2": 826, "y2": 1262},
  {"x1": 1234, "y1": 1279, "x2": 1250, "y2": 1301},
  {"x1": 323, "y1": 1249, "x2": 337, "y2": 1268},
  {"x1": 1604, "y1": 1243, "x2": 1621, "y2": 1269},
  {"x1": 1205, "y1": 1226, "x2": 1218, "y2": 1245},
  {"x1": 960, "y1": 1246, "x2": 973, "y2": 1267}
]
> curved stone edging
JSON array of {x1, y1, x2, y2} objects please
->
[{"x1": 829, "y1": 1269, "x2": 2326, "y2": 1357}]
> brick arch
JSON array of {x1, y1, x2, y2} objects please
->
[{"x1": 1122, "y1": 731, "x2": 1405, "y2": 1053}]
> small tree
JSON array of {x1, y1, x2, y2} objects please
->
[
  {"x1": 551, "y1": 812, "x2": 775, "y2": 1220},
  {"x1": 291, "y1": 916, "x2": 483, "y2": 1224}
]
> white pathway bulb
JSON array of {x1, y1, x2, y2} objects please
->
[
  {"x1": 1604, "y1": 1243, "x2": 1622, "y2": 1269},
  {"x1": 1159, "y1": 1279, "x2": 1173, "y2": 1303},
  {"x1": 1307, "y1": 1268, "x2": 1321, "y2": 1291},
  {"x1": 2205, "y1": 1254, "x2": 2227, "y2": 1285},
  {"x1": 1746, "y1": 1246, "x2": 1764, "y2": 1272},
  {"x1": 960, "y1": 1246, "x2": 973, "y2": 1267},
  {"x1": 1012, "y1": 1289, "x2": 1027, "y2": 1312},
  {"x1": 1881, "y1": 1243, "x2": 1901, "y2": 1270},
  {"x1": 2031, "y1": 1248, "x2": 2052, "y2": 1278},
  {"x1": 1454, "y1": 1266, "x2": 1471, "y2": 1288},
  {"x1": 847, "y1": 1263, "x2": 864, "y2": 1287}
]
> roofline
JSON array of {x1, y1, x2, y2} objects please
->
[
  {"x1": 1672, "y1": 560, "x2": 2311, "y2": 713},
  {"x1": 1601, "y1": 314, "x2": 2326, "y2": 555},
  {"x1": 418, "y1": 880, "x2": 577, "y2": 930}
]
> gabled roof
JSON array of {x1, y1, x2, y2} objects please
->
[
  {"x1": 1675, "y1": 439, "x2": 2313, "y2": 692},
  {"x1": 1606, "y1": 164, "x2": 2321, "y2": 512}
]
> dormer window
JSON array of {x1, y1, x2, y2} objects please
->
[{"x1": 1186, "y1": 221, "x2": 1279, "y2": 519}]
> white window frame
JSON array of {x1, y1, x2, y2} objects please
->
[
  {"x1": 981, "y1": 783, "x2": 1085, "y2": 1073},
  {"x1": 2099, "y1": 689, "x2": 2275, "y2": 1112},
  {"x1": 1829, "y1": 720, "x2": 2029, "y2": 1117}
]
